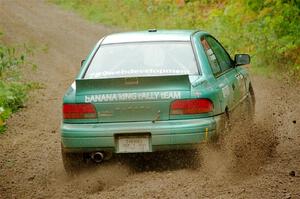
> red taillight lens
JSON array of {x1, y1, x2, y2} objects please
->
[
  {"x1": 170, "y1": 99, "x2": 213, "y2": 115},
  {"x1": 63, "y1": 104, "x2": 97, "y2": 119}
]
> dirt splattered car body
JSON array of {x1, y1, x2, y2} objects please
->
[{"x1": 61, "y1": 30, "x2": 254, "y2": 172}]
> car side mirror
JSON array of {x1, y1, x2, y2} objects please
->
[
  {"x1": 81, "y1": 59, "x2": 85, "y2": 67},
  {"x1": 234, "y1": 54, "x2": 250, "y2": 66}
]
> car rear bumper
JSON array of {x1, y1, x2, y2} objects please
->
[{"x1": 61, "y1": 116, "x2": 222, "y2": 153}]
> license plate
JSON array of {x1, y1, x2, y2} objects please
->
[{"x1": 117, "y1": 135, "x2": 150, "y2": 153}]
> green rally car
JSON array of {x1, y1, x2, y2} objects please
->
[{"x1": 61, "y1": 30, "x2": 255, "y2": 173}]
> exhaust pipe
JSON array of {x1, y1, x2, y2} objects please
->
[{"x1": 91, "y1": 152, "x2": 104, "y2": 163}]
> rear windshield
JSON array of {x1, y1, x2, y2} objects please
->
[{"x1": 84, "y1": 42, "x2": 199, "y2": 79}]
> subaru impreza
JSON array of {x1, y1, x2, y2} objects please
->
[{"x1": 61, "y1": 30, "x2": 255, "y2": 173}]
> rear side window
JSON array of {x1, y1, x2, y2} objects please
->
[
  {"x1": 84, "y1": 42, "x2": 199, "y2": 79},
  {"x1": 205, "y1": 36, "x2": 232, "y2": 72},
  {"x1": 201, "y1": 38, "x2": 221, "y2": 75}
]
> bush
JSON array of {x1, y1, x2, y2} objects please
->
[
  {"x1": 51, "y1": 0, "x2": 300, "y2": 77},
  {"x1": 0, "y1": 33, "x2": 31, "y2": 132},
  {"x1": 205, "y1": 0, "x2": 300, "y2": 76}
]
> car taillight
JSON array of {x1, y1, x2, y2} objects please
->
[
  {"x1": 63, "y1": 103, "x2": 97, "y2": 119},
  {"x1": 170, "y1": 99, "x2": 213, "y2": 115}
]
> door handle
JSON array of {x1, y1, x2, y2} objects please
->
[{"x1": 232, "y1": 84, "x2": 235, "y2": 90}]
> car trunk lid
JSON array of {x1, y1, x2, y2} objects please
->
[{"x1": 75, "y1": 75, "x2": 191, "y2": 123}]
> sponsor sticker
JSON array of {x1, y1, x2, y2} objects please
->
[
  {"x1": 222, "y1": 86, "x2": 230, "y2": 98},
  {"x1": 85, "y1": 91, "x2": 181, "y2": 103}
]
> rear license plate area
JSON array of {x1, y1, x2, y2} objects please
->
[{"x1": 115, "y1": 133, "x2": 151, "y2": 153}]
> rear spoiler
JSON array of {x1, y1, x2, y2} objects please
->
[{"x1": 75, "y1": 75, "x2": 191, "y2": 95}]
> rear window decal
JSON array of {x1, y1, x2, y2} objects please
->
[
  {"x1": 86, "y1": 69, "x2": 191, "y2": 79},
  {"x1": 84, "y1": 42, "x2": 199, "y2": 79}
]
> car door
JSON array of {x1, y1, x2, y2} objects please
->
[
  {"x1": 235, "y1": 63, "x2": 249, "y2": 100},
  {"x1": 201, "y1": 36, "x2": 242, "y2": 111}
]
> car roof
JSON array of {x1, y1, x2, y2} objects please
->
[{"x1": 101, "y1": 30, "x2": 200, "y2": 44}]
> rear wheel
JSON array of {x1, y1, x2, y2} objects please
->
[{"x1": 61, "y1": 143, "x2": 84, "y2": 176}]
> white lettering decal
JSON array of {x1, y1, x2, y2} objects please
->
[
  {"x1": 154, "y1": 92, "x2": 160, "y2": 99},
  {"x1": 85, "y1": 95, "x2": 91, "y2": 103},
  {"x1": 85, "y1": 69, "x2": 191, "y2": 79},
  {"x1": 84, "y1": 91, "x2": 182, "y2": 103},
  {"x1": 222, "y1": 86, "x2": 230, "y2": 98},
  {"x1": 173, "y1": 91, "x2": 181, "y2": 99}
]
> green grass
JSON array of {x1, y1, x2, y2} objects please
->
[{"x1": 0, "y1": 32, "x2": 39, "y2": 133}]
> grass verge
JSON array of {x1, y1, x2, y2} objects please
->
[{"x1": 0, "y1": 32, "x2": 39, "y2": 133}]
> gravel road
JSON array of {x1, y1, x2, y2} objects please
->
[{"x1": 0, "y1": 0, "x2": 299, "y2": 198}]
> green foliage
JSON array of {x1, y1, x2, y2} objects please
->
[
  {"x1": 207, "y1": 0, "x2": 300, "y2": 76},
  {"x1": 0, "y1": 33, "x2": 35, "y2": 133},
  {"x1": 0, "y1": 45, "x2": 24, "y2": 76},
  {"x1": 51, "y1": 0, "x2": 300, "y2": 77}
]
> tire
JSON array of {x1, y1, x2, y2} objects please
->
[{"x1": 61, "y1": 143, "x2": 84, "y2": 176}]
